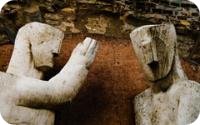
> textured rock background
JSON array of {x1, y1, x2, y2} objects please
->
[{"x1": 0, "y1": 34, "x2": 199, "y2": 125}]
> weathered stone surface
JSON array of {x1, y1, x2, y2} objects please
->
[
  {"x1": 0, "y1": 34, "x2": 8, "y2": 44},
  {"x1": 56, "y1": 21, "x2": 80, "y2": 33},
  {"x1": 177, "y1": 35, "x2": 196, "y2": 58},
  {"x1": 130, "y1": 24, "x2": 176, "y2": 81},
  {"x1": 85, "y1": 16, "x2": 109, "y2": 34},
  {"x1": 130, "y1": 24, "x2": 200, "y2": 125},
  {"x1": 7, "y1": 22, "x2": 64, "y2": 78},
  {"x1": 58, "y1": 7, "x2": 80, "y2": 33},
  {"x1": 61, "y1": 7, "x2": 76, "y2": 15},
  {"x1": 0, "y1": 22, "x2": 98, "y2": 125},
  {"x1": 44, "y1": 13, "x2": 63, "y2": 21},
  {"x1": 1, "y1": 0, "x2": 199, "y2": 36}
]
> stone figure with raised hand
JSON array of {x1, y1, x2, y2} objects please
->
[
  {"x1": 0, "y1": 22, "x2": 98, "y2": 125},
  {"x1": 130, "y1": 24, "x2": 200, "y2": 125}
]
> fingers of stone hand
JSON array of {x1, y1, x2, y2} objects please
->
[
  {"x1": 85, "y1": 39, "x2": 98, "y2": 67},
  {"x1": 73, "y1": 43, "x2": 82, "y2": 54},
  {"x1": 72, "y1": 37, "x2": 93, "y2": 55},
  {"x1": 72, "y1": 37, "x2": 98, "y2": 62},
  {"x1": 81, "y1": 37, "x2": 93, "y2": 55},
  {"x1": 85, "y1": 39, "x2": 97, "y2": 57}
]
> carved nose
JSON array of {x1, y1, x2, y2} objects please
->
[
  {"x1": 142, "y1": 40, "x2": 158, "y2": 64},
  {"x1": 151, "y1": 41, "x2": 158, "y2": 62}
]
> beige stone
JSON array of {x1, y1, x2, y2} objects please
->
[
  {"x1": 44, "y1": 13, "x2": 64, "y2": 21},
  {"x1": 7, "y1": 22, "x2": 64, "y2": 79},
  {"x1": 0, "y1": 22, "x2": 98, "y2": 125},
  {"x1": 85, "y1": 16, "x2": 109, "y2": 35},
  {"x1": 130, "y1": 24, "x2": 200, "y2": 125},
  {"x1": 61, "y1": 8, "x2": 76, "y2": 15},
  {"x1": 56, "y1": 21, "x2": 80, "y2": 33}
]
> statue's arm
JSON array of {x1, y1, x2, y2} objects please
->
[
  {"x1": 15, "y1": 38, "x2": 98, "y2": 108},
  {"x1": 15, "y1": 64, "x2": 88, "y2": 108}
]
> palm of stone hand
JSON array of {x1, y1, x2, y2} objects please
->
[{"x1": 67, "y1": 37, "x2": 98, "y2": 68}]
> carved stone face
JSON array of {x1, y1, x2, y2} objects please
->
[
  {"x1": 24, "y1": 22, "x2": 64, "y2": 70},
  {"x1": 130, "y1": 24, "x2": 176, "y2": 81}
]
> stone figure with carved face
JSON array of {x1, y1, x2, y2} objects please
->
[
  {"x1": 0, "y1": 22, "x2": 98, "y2": 125},
  {"x1": 130, "y1": 24, "x2": 200, "y2": 125}
]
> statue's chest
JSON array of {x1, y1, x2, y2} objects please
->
[
  {"x1": 150, "y1": 92, "x2": 180, "y2": 125},
  {"x1": 0, "y1": 104, "x2": 55, "y2": 125}
]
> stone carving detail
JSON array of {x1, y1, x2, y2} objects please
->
[
  {"x1": 7, "y1": 22, "x2": 64, "y2": 79},
  {"x1": 130, "y1": 24, "x2": 200, "y2": 125},
  {"x1": 0, "y1": 22, "x2": 98, "y2": 125}
]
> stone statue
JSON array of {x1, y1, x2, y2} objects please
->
[
  {"x1": 0, "y1": 22, "x2": 98, "y2": 125},
  {"x1": 130, "y1": 24, "x2": 200, "y2": 125},
  {"x1": 7, "y1": 22, "x2": 65, "y2": 79}
]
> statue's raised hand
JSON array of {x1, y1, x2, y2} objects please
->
[{"x1": 67, "y1": 37, "x2": 98, "y2": 68}]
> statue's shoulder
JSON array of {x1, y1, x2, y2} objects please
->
[
  {"x1": 170, "y1": 79, "x2": 200, "y2": 101},
  {"x1": 134, "y1": 88, "x2": 152, "y2": 107},
  {"x1": 187, "y1": 80, "x2": 200, "y2": 89},
  {"x1": 134, "y1": 88, "x2": 152, "y2": 120},
  {"x1": 174, "y1": 80, "x2": 200, "y2": 124},
  {"x1": 175, "y1": 80, "x2": 200, "y2": 93},
  {"x1": 135, "y1": 88, "x2": 152, "y2": 99}
]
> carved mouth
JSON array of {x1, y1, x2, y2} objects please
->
[{"x1": 148, "y1": 61, "x2": 159, "y2": 70}]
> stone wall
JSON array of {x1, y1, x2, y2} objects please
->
[{"x1": 0, "y1": 0, "x2": 199, "y2": 63}]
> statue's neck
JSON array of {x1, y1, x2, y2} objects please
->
[{"x1": 153, "y1": 54, "x2": 187, "y2": 92}]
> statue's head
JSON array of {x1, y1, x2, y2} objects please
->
[
  {"x1": 17, "y1": 22, "x2": 64, "y2": 70},
  {"x1": 130, "y1": 24, "x2": 176, "y2": 82}
]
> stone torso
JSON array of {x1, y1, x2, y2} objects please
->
[
  {"x1": 0, "y1": 72, "x2": 55, "y2": 125},
  {"x1": 134, "y1": 80, "x2": 200, "y2": 125}
]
